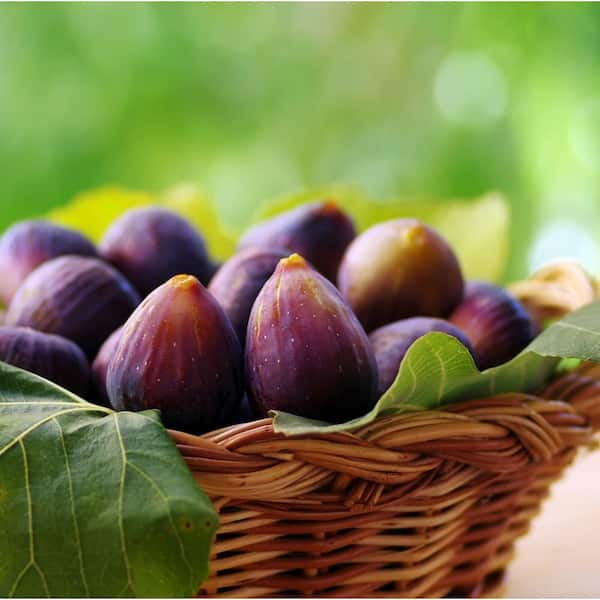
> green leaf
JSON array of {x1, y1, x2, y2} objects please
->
[
  {"x1": 47, "y1": 184, "x2": 237, "y2": 261},
  {"x1": 0, "y1": 362, "x2": 217, "y2": 598},
  {"x1": 272, "y1": 299, "x2": 600, "y2": 436},
  {"x1": 257, "y1": 187, "x2": 509, "y2": 282}
]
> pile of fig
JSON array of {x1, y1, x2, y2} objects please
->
[{"x1": 0, "y1": 202, "x2": 536, "y2": 433}]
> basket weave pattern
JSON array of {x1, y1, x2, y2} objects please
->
[{"x1": 170, "y1": 263, "x2": 600, "y2": 597}]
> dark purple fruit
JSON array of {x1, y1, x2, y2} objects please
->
[
  {"x1": 208, "y1": 247, "x2": 289, "y2": 345},
  {"x1": 106, "y1": 275, "x2": 243, "y2": 433},
  {"x1": 99, "y1": 206, "x2": 215, "y2": 296},
  {"x1": 231, "y1": 395, "x2": 258, "y2": 425},
  {"x1": 338, "y1": 219, "x2": 464, "y2": 332},
  {"x1": 369, "y1": 317, "x2": 475, "y2": 395},
  {"x1": 246, "y1": 253, "x2": 378, "y2": 423},
  {"x1": 91, "y1": 326, "x2": 124, "y2": 406},
  {"x1": 449, "y1": 281, "x2": 535, "y2": 370},
  {"x1": 0, "y1": 220, "x2": 97, "y2": 306},
  {"x1": 6, "y1": 256, "x2": 140, "y2": 358},
  {"x1": 0, "y1": 326, "x2": 90, "y2": 396},
  {"x1": 239, "y1": 201, "x2": 356, "y2": 282}
]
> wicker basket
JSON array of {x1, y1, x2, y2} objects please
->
[{"x1": 170, "y1": 262, "x2": 600, "y2": 598}]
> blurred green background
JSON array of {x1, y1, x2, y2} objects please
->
[{"x1": 1, "y1": 2, "x2": 600, "y2": 281}]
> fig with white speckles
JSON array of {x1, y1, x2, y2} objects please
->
[
  {"x1": 246, "y1": 253, "x2": 378, "y2": 423},
  {"x1": 106, "y1": 275, "x2": 243, "y2": 433}
]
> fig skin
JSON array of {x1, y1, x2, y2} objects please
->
[
  {"x1": 91, "y1": 326, "x2": 124, "y2": 407},
  {"x1": 0, "y1": 326, "x2": 90, "y2": 396},
  {"x1": 238, "y1": 201, "x2": 356, "y2": 282},
  {"x1": 106, "y1": 275, "x2": 243, "y2": 433},
  {"x1": 369, "y1": 317, "x2": 475, "y2": 396},
  {"x1": 6, "y1": 255, "x2": 140, "y2": 359},
  {"x1": 338, "y1": 219, "x2": 464, "y2": 332},
  {"x1": 208, "y1": 247, "x2": 289, "y2": 346},
  {"x1": 246, "y1": 253, "x2": 378, "y2": 423},
  {"x1": 99, "y1": 206, "x2": 215, "y2": 297},
  {"x1": 449, "y1": 281, "x2": 535, "y2": 370},
  {"x1": 0, "y1": 220, "x2": 97, "y2": 306}
]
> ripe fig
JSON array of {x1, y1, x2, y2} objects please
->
[
  {"x1": 91, "y1": 326, "x2": 124, "y2": 406},
  {"x1": 338, "y1": 219, "x2": 464, "y2": 332},
  {"x1": 99, "y1": 206, "x2": 215, "y2": 296},
  {"x1": 449, "y1": 281, "x2": 535, "y2": 370},
  {"x1": 246, "y1": 253, "x2": 378, "y2": 423},
  {"x1": 238, "y1": 201, "x2": 356, "y2": 282},
  {"x1": 369, "y1": 317, "x2": 475, "y2": 395},
  {"x1": 6, "y1": 256, "x2": 140, "y2": 358},
  {"x1": 106, "y1": 275, "x2": 243, "y2": 433},
  {"x1": 0, "y1": 220, "x2": 97, "y2": 305},
  {"x1": 0, "y1": 326, "x2": 90, "y2": 396},
  {"x1": 208, "y1": 247, "x2": 289, "y2": 345}
]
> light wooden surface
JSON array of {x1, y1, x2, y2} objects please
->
[{"x1": 505, "y1": 447, "x2": 600, "y2": 598}]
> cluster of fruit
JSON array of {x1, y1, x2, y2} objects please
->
[{"x1": 0, "y1": 202, "x2": 535, "y2": 433}]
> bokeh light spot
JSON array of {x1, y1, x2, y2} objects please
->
[
  {"x1": 528, "y1": 220, "x2": 599, "y2": 275},
  {"x1": 433, "y1": 52, "x2": 508, "y2": 125}
]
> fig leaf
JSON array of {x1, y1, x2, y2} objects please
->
[
  {"x1": 0, "y1": 362, "x2": 217, "y2": 597},
  {"x1": 273, "y1": 299, "x2": 600, "y2": 435}
]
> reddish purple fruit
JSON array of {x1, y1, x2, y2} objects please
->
[
  {"x1": 6, "y1": 256, "x2": 140, "y2": 358},
  {"x1": 338, "y1": 219, "x2": 464, "y2": 332},
  {"x1": 369, "y1": 317, "x2": 475, "y2": 395},
  {"x1": 91, "y1": 326, "x2": 124, "y2": 406},
  {"x1": 450, "y1": 281, "x2": 535, "y2": 370},
  {"x1": 0, "y1": 220, "x2": 97, "y2": 306},
  {"x1": 106, "y1": 275, "x2": 243, "y2": 433},
  {"x1": 246, "y1": 254, "x2": 378, "y2": 423},
  {"x1": 0, "y1": 326, "x2": 90, "y2": 396},
  {"x1": 238, "y1": 201, "x2": 356, "y2": 282},
  {"x1": 99, "y1": 206, "x2": 215, "y2": 296},
  {"x1": 209, "y1": 247, "x2": 289, "y2": 345}
]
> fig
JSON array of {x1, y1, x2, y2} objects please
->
[
  {"x1": 99, "y1": 206, "x2": 215, "y2": 296},
  {"x1": 6, "y1": 256, "x2": 140, "y2": 358},
  {"x1": 246, "y1": 253, "x2": 378, "y2": 423},
  {"x1": 0, "y1": 220, "x2": 97, "y2": 305},
  {"x1": 369, "y1": 317, "x2": 475, "y2": 395},
  {"x1": 208, "y1": 247, "x2": 289, "y2": 345},
  {"x1": 91, "y1": 326, "x2": 124, "y2": 406},
  {"x1": 0, "y1": 326, "x2": 90, "y2": 396},
  {"x1": 106, "y1": 274, "x2": 243, "y2": 433},
  {"x1": 238, "y1": 201, "x2": 356, "y2": 282},
  {"x1": 338, "y1": 219, "x2": 464, "y2": 332},
  {"x1": 449, "y1": 281, "x2": 535, "y2": 370}
]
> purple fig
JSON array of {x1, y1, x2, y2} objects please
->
[
  {"x1": 246, "y1": 253, "x2": 378, "y2": 423},
  {"x1": 0, "y1": 326, "x2": 90, "y2": 396},
  {"x1": 450, "y1": 281, "x2": 535, "y2": 369},
  {"x1": 0, "y1": 220, "x2": 97, "y2": 306},
  {"x1": 91, "y1": 326, "x2": 124, "y2": 406},
  {"x1": 6, "y1": 256, "x2": 140, "y2": 358},
  {"x1": 239, "y1": 201, "x2": 356, "y2": 282},
  {"x1": 106, "y1": 274, "x2": 243, "y2": 433},
  {"x1": 338, "y1": 219, "x2": 464, "y2": 332},
  {"x1": 369, "y1": 317, "x2": 475, "y2": 395},
  {"x1": 231, "y1": 395, "x2": 258, "y2": 425},
  {"x1": 208, "y1": 247, "x2": 289, "y2": 345},
  {"x1": 99, "y1": 206, "x2": 215, "y2": 296}
]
